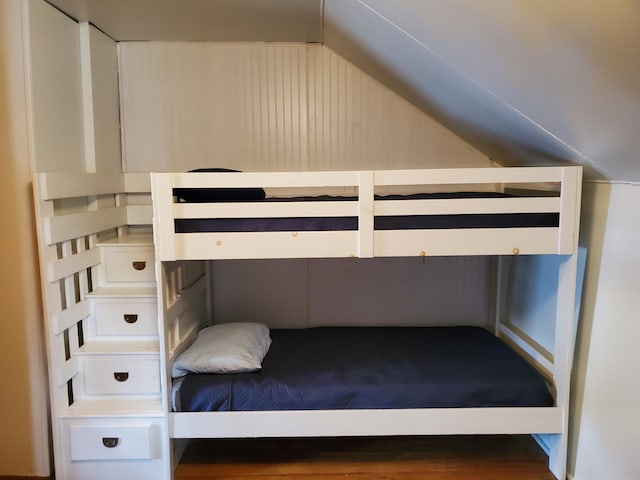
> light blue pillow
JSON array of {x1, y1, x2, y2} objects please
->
[{"x1": 172, "y1": 322, "x2": 272, "y2": 377}]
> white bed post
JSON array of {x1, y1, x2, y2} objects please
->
[
  {"x1": 358, "y1": 170, "x2": 374, "y2": 258},
  {"x1": 151, "y1": 173, "x2": 177, "y2": 262},
  {"x1": 548, "y1": 166, "x2": 582, "y2": 479}
]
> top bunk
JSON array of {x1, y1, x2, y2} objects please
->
[{"x1": 151, "y1": 166, "x2": 582, "y2": 261}]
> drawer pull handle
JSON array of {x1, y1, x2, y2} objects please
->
[
  {"x1": 113, "y1": 372, "x2": 129, "y2": 382},
  {"x1": 102, "y1": 437, "x2": 119, "y2": 448},
  {"x1": 132, "y1": 261, "x2": 147, "y2": 271},
  {"x1": 123, "y1": 314, "x2": 138, "y2": 324}
]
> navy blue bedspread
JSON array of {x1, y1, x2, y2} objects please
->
[
  {"x1": 177, "y1": 326, "x2": 553, "y2": 412},
  {"x1": 174, "y1": 192, "x2": 559, "y2": 233}
]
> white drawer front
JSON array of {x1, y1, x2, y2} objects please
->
[
  {"x1": 95, "y1": 302, "x2": 158, "y2": 336},
  {"x1": 103, "y1": 248, "x2": 155, "y2": 284},
  {"x1": 69, "y1": 423, "x2": 157, "y2": 461},
  {"x1": 83, "y1": 357, "x2": 160, "y2": 395}
]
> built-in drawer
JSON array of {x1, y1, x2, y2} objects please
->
[
  {"x1": 94, "y1": 301, "x2": 158, "y2": 336},
  {"x1": 83, "y1": 356, "x2": 160, "y2": 395},
  {"x1": 102, "y1": 247, "x2": 155, "y2": 285},
  {"x1": 68, "y1": 422, "x2": 159, "y2": 461}
]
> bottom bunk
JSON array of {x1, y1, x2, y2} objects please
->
[
  {"x1": 172, "y1": 326, "x2": 553, "y2": 412},
  {"x1": 158, "y1": 250, "x2": 582, "y2": 480},
  {"x1": 168, "y1": 325, "x2": 562, "y2": 441}
]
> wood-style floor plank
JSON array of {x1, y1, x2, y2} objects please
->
[{"x1": 175, "y1": 435, "x2": 555, "y2": 480}]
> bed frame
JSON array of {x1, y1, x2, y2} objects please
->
[
  {"x1": 151, "y1": 166, "x2": 582, "y2": 480},
  {"x1": 33, "y1": 166, "x2": 581, "y2": 480}
]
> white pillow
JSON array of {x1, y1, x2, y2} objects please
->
[{"x1": 172, "y1": 322, "x2": 272, "y2": 377}]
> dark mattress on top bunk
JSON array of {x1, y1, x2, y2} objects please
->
[
  {"x1": 175, "y1": 326, "x2": 554, "y2": 412},
  {"x1": 174, "y1": 192, "x2": 560, "y2": 233}
]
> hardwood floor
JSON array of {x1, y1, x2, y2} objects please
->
[{"x1": 175, "y1": 435, "x2": 555, "y2": 479}]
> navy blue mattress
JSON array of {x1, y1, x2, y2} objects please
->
[
  {"x1": 174, "y1": 192, "x2": 559, "y2": 233},
  {"x1": 176, "y1": 326, "x2": 553, "y2": 412}
]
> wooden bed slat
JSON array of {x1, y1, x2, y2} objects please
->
[
  {"x1": 374, "y1": 228, "x2": 560, "y2": 257},
  {"x1": 374, "y1": 167, "x2": 564, "y2": 186},
  {"x1": 169, "y1": 170, "x2": 360, "y2": 189},
  {"x1": 499, "y1": 323, "x2": 554, "y2": 379},
  {"x1": 173, "y1": 201, "x2": 358, "y2": 219},
  {"x1": 52, "y1": 299, "x2": 91, "y2": 336},
  {"x1": 44, "y1": 206, "x2": 128, "y2": 245},
  {"x1": 375, "y1": 197, "x2": 561, "y2": 216},
  {"x1": 171, "y1": 407, "x2": 563, "y2": 438},
  {"x1": 56, "y1": 356, "x2": 80, "y2": 387},
  {"x1": 37, "y1": 172, "x2": 126, "y2": 200},
  {"x1": 173, "y1": 231, "x2": 358, "y2": 261},
  {"x1": 47, "y1": 247, "x2": 101, "y2": 282}
]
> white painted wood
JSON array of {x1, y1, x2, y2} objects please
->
[
  {"x1": 37, "y1": 172, "x2": 126, "y2": 200},
  {"x1": 48, "y1": 247, "x2": 101, "y2": 282},
  {"x1": 100, "y1": 247, "x2": 156, "y2": 285},
  {"x1": 358, "y1": 171, "x2": 374, "y2": 257},
  {"x1": 29, "y1": 0, "x2": 85, "y2": 172},
  {"x1": 76, "y1": 341, "x2": 159, "y2": 355},
  {"x1": 499, "y1": 323, "x2": 554, "y2": 379},
  {"x1": 82, "y1": 356, "x2": 160, "y2": 396},
  {"x1": 171, "y1": 407, "x2": 562, "y2": 438},
  {"x1": 153, "y1": 167, "x2": 579, "y2": 260},
  {"x1": 374, "y1": 166, "x2": 564, "y2": 185},
  {"x1": 56, "y1": 356, "x2": 80, "y2": 388},
  {"x1": 170, "y1": 170, "x2": 360, "y2": 188},
  {"x1": 61, "y1": 418, "x2": 166, "y2": 480},
  {"x1": 374, "y1": 228, "x2": 559, "y2": 257},
  {"x1": 151, "y1": 173, "x2": 176, "y2": 263},
  {"x1": 375, "y1": 197, "x2": 560, "y2": 216},
  {"x1": 174, "y1": 201, "x2": 358, "y2": 219},
  {"x1": 558, "y1": 166, "x2": 582, "y2": 254},
  {"x1": 52, "y1": 299, "x2": 91, "y2": 336},
  {"x1": 88, "y1": 287, "x2": 157, "y2": 298},
  {"x1": 44, "y1": 207, "x2": 127, "y2": 245},
  {"x1": 174, "y1": 231, "x2": 359, "y2": 261},
  {"x1": 69, "y1": 423, "x2": 157, "y2": 461},
  {"x1": 93, "y1": 301, "x2": 158, "y2": 337},
  {"x1": 65, "y1": 398, "x2": 163, "y2": 418},
  {"x1": 32, "y1": 172, "x2": 169, "y2": 479},
  {"x1": 119, "y1": 43, "x2": 491, "y2": 173}
]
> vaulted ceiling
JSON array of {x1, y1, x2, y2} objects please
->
[{"x1": 47, "y1": 0, "x2": 640, "y2": 181}]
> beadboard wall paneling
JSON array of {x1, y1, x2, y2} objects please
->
[
  {"x1": 118, "y1": 43, "x2": 490, "y2": 173},
  {"x1": 211, "y1": 257, "x2": 492, "y2": 329}
]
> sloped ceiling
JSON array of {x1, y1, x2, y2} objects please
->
[{"x1": 46, "y1": 0, "x2": 640, "y2": 181}]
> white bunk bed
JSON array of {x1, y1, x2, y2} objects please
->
[{"x1": 151, "y1": 166, "x2": 582, "y2": 480}]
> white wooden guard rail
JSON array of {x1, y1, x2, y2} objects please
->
[{"x1": 151, "y1": 166, "x2": 582, "y2": 261}]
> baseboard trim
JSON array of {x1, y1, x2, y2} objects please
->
[{"x1": 0, "y1": 476, "x2": 51, "y2": 480}]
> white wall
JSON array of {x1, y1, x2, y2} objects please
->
[
  {"x1": 29, "y1": 0, "x2": 85, "y2": 172},
  {"x1": 80, "y1": 23, "x2": 121, "y2": 173},
  {"x1": 569, "y1": 181, "x2": 640, "y2": 480},
  {"x1": 118, "y1": 42, "x2": 490, "y2": 173}
]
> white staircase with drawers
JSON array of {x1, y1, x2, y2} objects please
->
[{"x1": 33, "y1": 173, "x2": 171, "y2": 479}]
